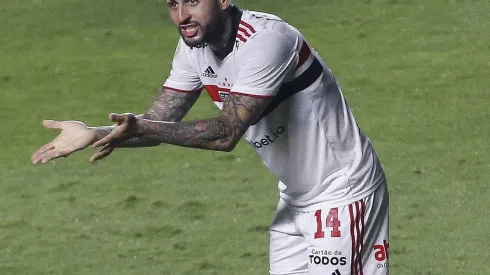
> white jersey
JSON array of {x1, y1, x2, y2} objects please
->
[{"x1": 163, "y1": 8, "x2": 386, "y2": 210}]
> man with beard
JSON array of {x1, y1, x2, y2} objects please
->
[{"x1": 31, "y1": 1, "x2": 389, "y2": 274}]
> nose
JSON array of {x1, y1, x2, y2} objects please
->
[{"x1": 177, "y1": 6, "x2": 191, "y2": 24}]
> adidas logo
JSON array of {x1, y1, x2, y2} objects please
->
[
  {"x1": 332, "y1": 270, "x2": 341, "y2": 275},
  {"x1": 202, "y1": 66, "x2": 218, "y2": 78}
]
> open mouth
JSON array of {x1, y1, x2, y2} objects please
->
[{"x1": 180, "y1": 24, "x2": 199, "y2": 38}]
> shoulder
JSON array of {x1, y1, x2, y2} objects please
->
[
  {"x1": 236, "y1": 10, "x2": 302, "y2": 53},
  {"x1": 235, "y1": 30, "x2": 299, "y2": 66}
]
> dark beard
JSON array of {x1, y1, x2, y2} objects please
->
[{"x1": 202, "y1": 12, "x2": 225, "y2": 45}]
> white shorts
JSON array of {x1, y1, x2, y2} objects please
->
[{"x1": 269, "y1": 182, "x2": 389, "y2": 275}]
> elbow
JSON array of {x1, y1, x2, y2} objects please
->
[
  {"x1": 214, "y1": 119, "x2": 245, "y2": 152},
  {"x1": 216, "y1": 135, "x2": 239, "y2": 152},
  {"x1": 219, "y1": 140, "x2": 238, "y2": 152}
]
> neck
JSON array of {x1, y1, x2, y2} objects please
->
[
  {"x1": 207, "y1": 11, "x2": 233, "y2": 54},
  {"x1": 205, "y1": 5, "x2": 241, "y2": 59}
]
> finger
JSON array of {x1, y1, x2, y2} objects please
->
[
  {"x1": 92, "y1": 130, "x2": 126, "y2": 148},
  {"x1": 31, "y1": 143, "x2": 55, "y2": 161},
  {"x1": 92, "y1": 120, "x2": 131, "y2": 148},
  {"x1": 91, "y1": 114, "x2": 123, "y2": 148},
  {"x1": 89, "y1": 144, "x2": 114, "y2": 162},
  {"x1": 32, "y1": 149, "x2": 55, "y2": 164},
  {"x1": 42, "y1": 120, "x2": 62, "y2": 129},
  {"x1": 32, "y1": 148, "x2": 53, "y2": 164},
  {"x1": 89, "y1": 145, "x2": 113, "y2": 162},
  {"x1": 92, "y1": 130, "x2": 118, "y2": 148},
  {"x1": 110, "y1": 113, "x2": 130, "y2": 124},
  {"x1": 40, "y1": 150, "x2": 64, "y2": 164}
]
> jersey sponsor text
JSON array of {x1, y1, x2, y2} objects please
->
[{"x1": 247, "y1": 126, "x2": 284, "y2": 149}]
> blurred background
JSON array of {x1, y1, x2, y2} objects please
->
[{"x1": 0, "y1": 0, "x2": 489, "y2": 274}]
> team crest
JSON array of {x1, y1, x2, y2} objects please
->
[{"x1": 219, "y1": 91, "x2": 229, "y2": 102}]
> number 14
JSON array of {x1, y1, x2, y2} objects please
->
[{"x1": 314, "y1": 209, "x2": 341, "y2": 238}]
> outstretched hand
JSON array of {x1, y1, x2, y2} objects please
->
[
  {"x1": 89, "y1": 113, "x2": 140, "y2": 162},
  {"x1": 31, "y1": 120, "x2": 96, "y2": 164}
]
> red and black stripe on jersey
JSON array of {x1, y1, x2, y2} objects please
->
[{"x1": 252, "y1": 42, "x2": 323, "y2": 124}]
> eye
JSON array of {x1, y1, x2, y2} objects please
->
[
  {"x1": 167, "y1": 1, "x2": 178, "y2": 9},
  {"x1": 189, "y1": 0, "x2": 198, "y2": 5}
]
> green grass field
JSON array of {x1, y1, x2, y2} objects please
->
[{"x1": 1, "y1": 0, "x2": 489, "y2": 274}]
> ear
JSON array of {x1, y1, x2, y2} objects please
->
[{"x1": 219, "y1": 0, "x2": 230, "y2": 10}]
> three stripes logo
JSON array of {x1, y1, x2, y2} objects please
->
[
  {"x1": 332, "y1": 270, "x2": 341, "y2": 275},
  {"x1": 202, "y1": 66, "x2": 218, "y2": 78},
  {"x1": 236, "y1": 20, "x2": 256, "y2": 43}
]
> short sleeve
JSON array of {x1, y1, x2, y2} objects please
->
[
  {"x1": 163, "y1": 39, "x2": 203, "y2": 92},
  {"x1": 232, "y1": 31, "x2": 298, "y2": 97}
]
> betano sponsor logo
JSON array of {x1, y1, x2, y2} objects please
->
[{"x1": 247, "y1": 126, "x2": 285, "y2": 149}]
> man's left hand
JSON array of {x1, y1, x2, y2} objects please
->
[{"x1": 90, "y1": 113, "x2": 140, "y2": 162}]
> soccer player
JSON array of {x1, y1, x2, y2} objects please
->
[{"x1": 31, "y1": 1, "x2": 389, "y2": 274}]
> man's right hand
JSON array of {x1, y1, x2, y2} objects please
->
[{"x1": 31, "y1": 120, "x2": 96, "y2": 164}]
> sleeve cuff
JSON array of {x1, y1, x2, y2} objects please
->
[
  {"x1": 163, "y1": 80, "x2": 203, "y2": 93},
  {"x1": 231, "y1": 85, "x2": 277, "y2": 98}
]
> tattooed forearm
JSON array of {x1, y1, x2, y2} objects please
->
[
  {"x1": 89, "y1": 88, "x2": 202, "y2": 148},
  {"x1": 133, "y1": 94, "x2": 271, "y2": 151},
  {"x1": 136, "y1": 118, "x2": 233, "y2": 151}
]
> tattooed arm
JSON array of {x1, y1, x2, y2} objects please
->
[
  {"x1": 94, "y1": 93, "x2": 271, "y2": 152},
  {"x1": 91, "y1": 88, "x2": 202, "y2": 147},
  {"x1": 31, "y1": 88, "x2": 202, "y2": 164}
]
